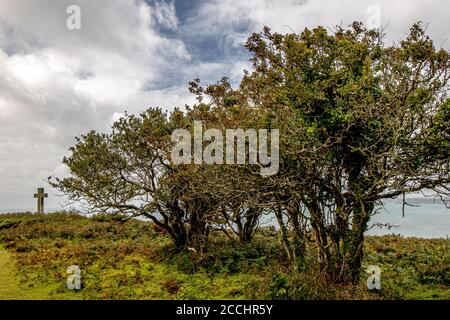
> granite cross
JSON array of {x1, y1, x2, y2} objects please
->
[{"x1": 34, "y1": 188, "x2": 48, "y2": 214}]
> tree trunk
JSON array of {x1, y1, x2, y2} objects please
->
[
  {"x1": 238, "y1": 207, "x2": 260, "y2": 243},
  {"x1": 286, "y1": 201, "x2": 306, "y2": 265},
  {"x1": 169, "y1": 217, "x2": 188, "y2": 250},
  {"x1": 274, "y1": 205, "x2": 292, "y2": 263}
]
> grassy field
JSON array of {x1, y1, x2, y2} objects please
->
[{"x1": 0, "y1": 212, "x2": 448, "y2": 300}]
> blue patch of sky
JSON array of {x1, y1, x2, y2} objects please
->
[{"x1": 142, "y1": 0, "x2": 252, "y2": 91}]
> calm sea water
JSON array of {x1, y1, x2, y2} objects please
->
[
  {"x1": 1, "y1": 202, "x2": 449, "y2": 239},
  {"x1": 366, "y1": 202, "x2": 450, "y2": 239},
  {"x1": 261, "y1": 200, "x2": 450, "y2": 239}
]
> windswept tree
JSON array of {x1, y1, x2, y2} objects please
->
[
  {"x1": 237, "y1": 22, "x2": 450, "y2": 283},
  {"x1": 182, "y1": 82, "x2": 273, "y2": 244},
  {"x1": 50, "y1": 108, "x2": 215, "y2": 250},
  {"x1": 187, "y1": 78, "x2": 308, "y2": 259},
  {"x1": 51, "y1": 21, "x2": 449, "y2": 285}
]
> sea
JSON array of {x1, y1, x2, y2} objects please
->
[
  {"x1": 365, "y1": 200, "x2": 449, "y2": 239},
  {"x1": 259, "y1": 199, "x2": 450, "y2": 239}
]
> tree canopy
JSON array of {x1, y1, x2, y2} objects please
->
[{"x1": 51, "y1": 22, "x2": 450, "y2": 284}]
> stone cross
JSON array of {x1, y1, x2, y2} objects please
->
[{"x1": 34, "y1": 188, "x2": 48, "y2": 214}]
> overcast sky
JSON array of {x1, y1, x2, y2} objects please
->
[{"x1": 0, "y1": 0, "x2": 448, "y2": 210}]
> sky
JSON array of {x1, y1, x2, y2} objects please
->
[{"x1": 0, "y1": 0, "x2": 449, "y2": 210}]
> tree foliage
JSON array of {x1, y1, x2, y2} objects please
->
[{"x1": 51, "y1": 22, "x2": 450, "y2": 284}]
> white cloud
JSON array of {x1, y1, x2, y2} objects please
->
[
  {"x1": 188, "y1": 0, "x2": 449, "y2": 49},
  {"x1": 150, "y1": 1, "x2": 180, "y2": 31},
  {"x1": 110, "y1": 112, "x2": 125, "y2": 125},
  {"x1": 0, "y1": 0, "x2": 193, "y2": 209}
]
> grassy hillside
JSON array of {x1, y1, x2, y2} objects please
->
[{"x1": 0, "y1": 212, "x2": 448, "y2": 300}]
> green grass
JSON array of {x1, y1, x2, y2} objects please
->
[
  {"x1": 0, "y1": 212, "x2": 448, "y2": 300},
  {"x1": 363, "y1": 235, "x2": 450, "y2": 299},
  {"x1": 0, "y1": 246, "x2": 23, "y2": 299},
  {"x1": 0, "y1": 245, "x2": 77, "y2": 300}
]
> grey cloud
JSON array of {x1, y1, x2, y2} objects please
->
[{"x1": 0, "y1": 0, "x2": 193, "y2": 209}]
